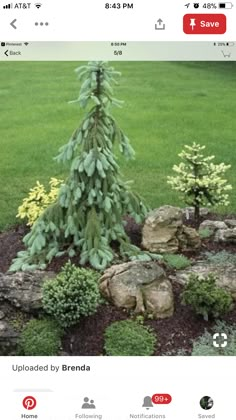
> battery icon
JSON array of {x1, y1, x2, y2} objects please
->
[{"x1": 219, "y1": 2, "x2": 234, "y2": 8}]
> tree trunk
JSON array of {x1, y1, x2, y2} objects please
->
[{"x1": 194, "y1": 205, "x2": 200, "y2": 228}]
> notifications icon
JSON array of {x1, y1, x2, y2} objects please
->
[{"x1": 23, "y1": 396, "x2": 37, "y2": 410}]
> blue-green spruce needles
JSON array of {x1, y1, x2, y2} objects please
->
[{"x1": 10, "y1": 61, "x2": 149, "y2": 272}]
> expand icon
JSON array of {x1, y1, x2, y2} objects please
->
[{"x1": 213, "y1": 332, "x2": 228, "y2": 348}]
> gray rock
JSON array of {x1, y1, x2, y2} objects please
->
[
  {"x1": 177, "y1": 226, "x2": 201, "y2": 251},
  {"x1": 142, "y1": 206, "x2": 183, "y2": 253},
  {"x1": 171, "y1": 263, "x2": 236, "y2": 301},
  {"x1": 99, "y1": 260, "x2": 174, "y2": 319},
  {"x1": 214, "y1": 228, "x2": 236, "y2": 244},
  {"x1": 225, "y1": 220, "x2": 236, "y2": 228},
  {"x1": 0, "y1": 271, "x2": 55, "y2": 313},
  {"x1": 0, "y1": 320, "x2": 19, "y2": 355},
  {"x1": 0, "y1": 311, "x2": 5, "y2": 320},
  {"x1": 183, "y1": 207, "x2": 209, "y2": 219},
  {"x1": 199, "y1": 220, "x2": 227, "y2": 231},
  {"x1": 198, "y1": 220, "x2": 236, "y2": 244},
  {"x1": 142, "y1": 205, "x2": 200, "y2": 254}
]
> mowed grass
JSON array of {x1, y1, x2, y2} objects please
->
[{"x1": 0, "y1": 61, "x2": 236, "y2": 230}]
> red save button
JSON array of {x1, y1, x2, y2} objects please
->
[{"x1": 183, "y1": 14, "x2": 226, "y2": 34}]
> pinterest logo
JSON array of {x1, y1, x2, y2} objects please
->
[{"x1": 23, "y1": 396, "x2": 37, "y2": 410}]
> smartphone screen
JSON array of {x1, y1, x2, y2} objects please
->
[{"x1": 0, "y1": 1, "x2": 235, "y2": 419}]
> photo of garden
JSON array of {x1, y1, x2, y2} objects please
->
[{"x1": 0, "y1": 60, "x2": 236, "y2": 356}]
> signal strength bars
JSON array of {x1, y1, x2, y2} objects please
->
[{"x1": 3, "y1": 3, "x2": 13, "y2": 8}]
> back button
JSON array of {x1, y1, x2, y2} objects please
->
[{"x1": 10, "y1": 19, "x2": 17, "y2": 29}]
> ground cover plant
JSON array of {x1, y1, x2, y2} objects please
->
[
  {"x1": 163, "y1": 254, "x2": 191, "y2": 270},
  {"x1": 191, "y1": 321, "x2": 236, "y2": 356},
  {"x1": 204, "y1": 250, "x2": 236, "y2": 265},
  {"x1": 0, "y1": 61, "x2": 236, "y2": 357},
  {"x1": 104, "y1": 320, "x2": 157, "y2": 356},
  {"x1": 17, "y1": 319, "x2": 62, "y2": 356}
]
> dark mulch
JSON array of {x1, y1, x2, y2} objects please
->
[
  {"x1": 1, "y1": 212, "x2": 236, "y2": 356},
  {"x1": 63, "y1": 305, "x2": 129, "y2": 356},
  {"x1": 0, "y1": 224, "x2": 28, "y2": 273}
]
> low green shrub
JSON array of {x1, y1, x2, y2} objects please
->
[
  {"x1": 17, "y1": 319, "x2": 62, "y2": 356},
  {"x1": 192, "y1": 322, "x2": 236, "y2": 356},
  {"x1": 181, "y1": 273, "x2": 233, "y2": 321},
  {"x1": 104, "y1": 320, "x2": 157, "y2": 356},
  {"x1": 163, "y1": 253, "x2": 191, "y2": 270},
  {"x1": 198, "y1": 227, "x2": 213, "y2": 239},
  {"x1": 204, "y1": 251, "x2": 236, "y2": 266},
  {"x1": 42, "y1": 261, "x2": 100, "y2": 328}
]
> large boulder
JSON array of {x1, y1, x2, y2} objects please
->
[
  {"x1": 142, "y1": 205, "x2": 200, "y2": 254},
  {"x1": 99, "y1": 261, "x2": 174, "y2": 319},
  {"x1": 0, "y1": 271, "x2": 55, "y2": 313},
  {"x1": 171, "y1": 263, "x2": 236, "y2": 301}
]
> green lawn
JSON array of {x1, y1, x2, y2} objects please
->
[{"x1": 0, "y1": 61, "x2": 236, "y2": 230}]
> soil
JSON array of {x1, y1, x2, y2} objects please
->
[
  {"x1": 0, "y1": 224, "x2": 28, "y2": 274},
  {"x1": 1, "y1": 212, "x2": 236, "y2": 356}
]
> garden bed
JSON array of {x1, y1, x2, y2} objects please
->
[
  {"x1": 1, "y1": 212, "x2": 236, "y2": 356},
  {"x1": 62, "y1": 281, "x2": 236, "y2": 356}
]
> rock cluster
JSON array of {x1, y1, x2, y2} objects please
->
[
  {"x1": 199, "y1": 219, "x2": 236, "y2": 243},
  {"x1": 0, "y1": 271, "x2": 54, "y2": 354},
  {"x1": 99, "y1": 260, "x2": 174, "y2": 319},
  {"x1": 171, "y1": 263, "x2": 236, "y2": 301},
  {"x1": 142, "y1": 205, "x2": 201, "y2": 254}
]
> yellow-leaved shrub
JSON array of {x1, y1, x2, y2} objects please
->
[{"x1": 17, "y1": 178, "x2": 64, "y2": 226}]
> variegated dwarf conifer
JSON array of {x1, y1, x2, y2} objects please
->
[
  {"x1": 10, "y1": 62, "x2": 147, "y2": 271},
  {"x1": 167, "y1": 143, "x2": 232, "y2": 226}
]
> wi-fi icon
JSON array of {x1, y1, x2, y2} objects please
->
[{"x1": 35, "y1": 3, "x2": 42, "y2": 8}]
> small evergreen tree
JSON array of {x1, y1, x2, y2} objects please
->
[
  {"x1": 10, "y1": 62, "x2": 147, "y2": 271},
  {"x1": 167, "y1": 142, "x2": 232, "y2": 226}
]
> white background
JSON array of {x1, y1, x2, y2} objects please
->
[{"x1": 0, "y1": 357, "x2": 235, "y2": 419}]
